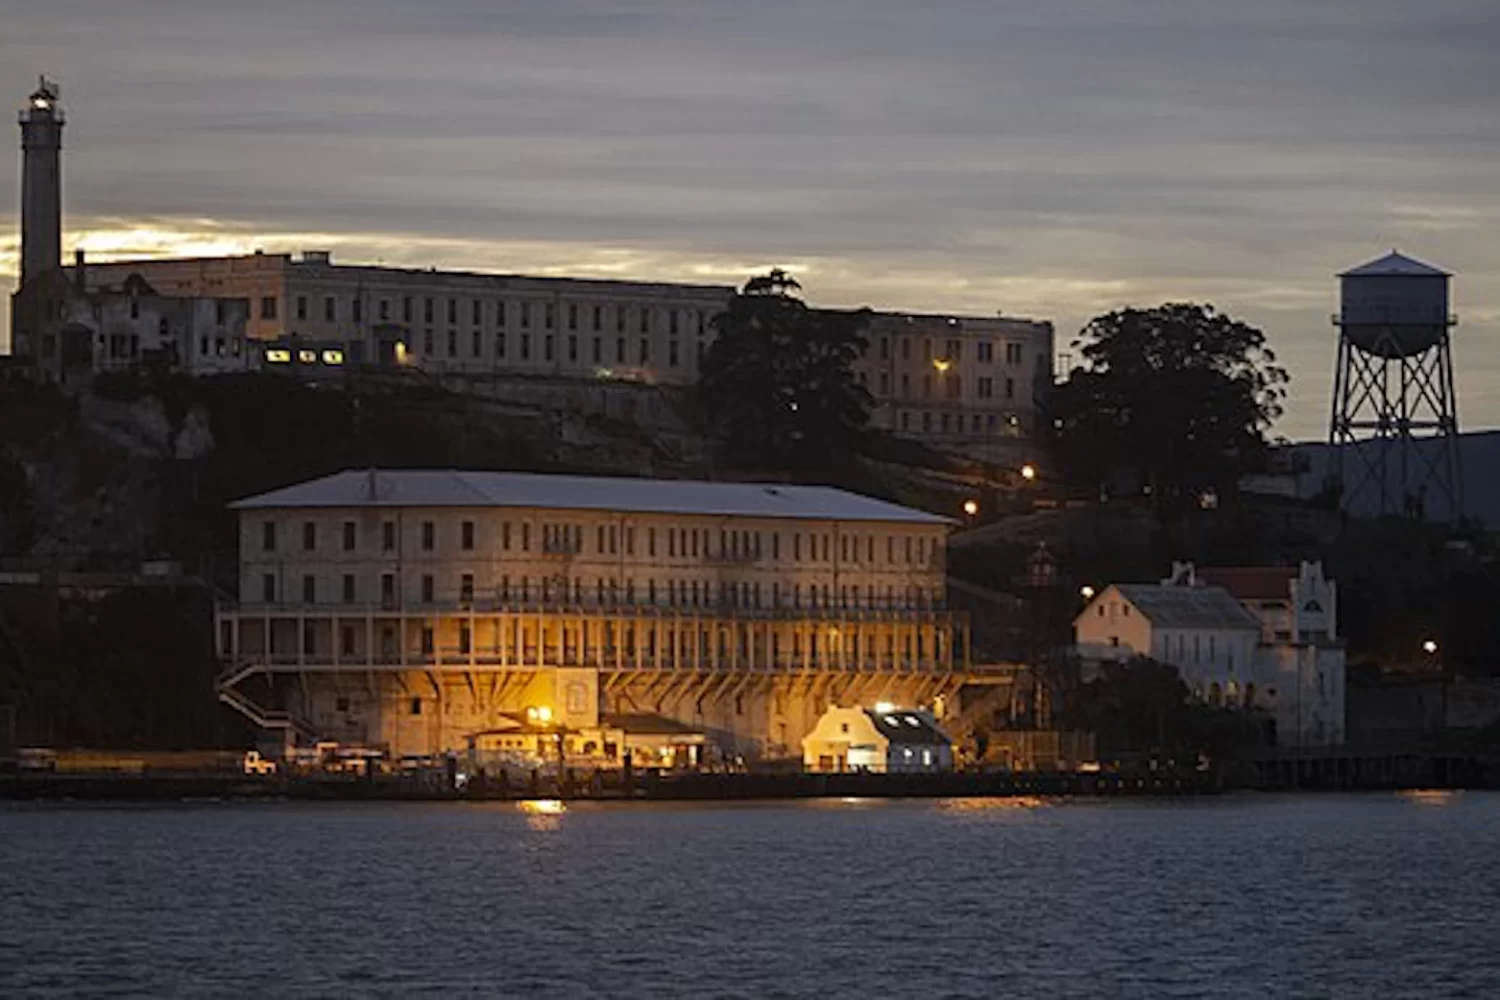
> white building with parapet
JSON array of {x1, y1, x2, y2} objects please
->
[
  {"x1": 1074, "y1": 561, "x2": 1347, "y2": 747},
  {"x1": 215, "y1": 469, "x2": 972, "y2": 763}
]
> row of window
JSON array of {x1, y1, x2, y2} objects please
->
[
  {"x1": 895, "y1": 410, "x2": 1022, "y2": 436},
  {"x1": 412, "y1": 329, "x2": 704, "y2": 369},
  {"x1": 259, "y1": 519, "x2": 940, "y2": 567},
  {"x1": 275, "y1": 294, "x2": 711, "y2": 336},
  {"x1": 258, "y1": 571, "x2": 944, "y2": 611},
  {"x1": 876, "y1": 336, "x2": 1029, "y2": 366},
  {"x1": 870, "y1": 371, "x2": 1017, "y2": 401}
]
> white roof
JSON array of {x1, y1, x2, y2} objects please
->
[
  {"x1": 1341, "y1": 251, "x2": 1449, "y2": 278},
  {"x1": 231, "y1": 469, "x2": 952, "y2": 524}
]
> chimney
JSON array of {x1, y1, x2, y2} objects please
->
[{"x1": 74, "y1": 248, "x2": 86, "y2": 294}]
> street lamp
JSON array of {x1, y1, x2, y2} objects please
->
[
  {"x1": 1422, "y1": 639, "x2": 1438, "y2": 656},
  {"x1": 962, "y1": 499, "x2": 979, "y2": 518},
  {"x1": 1080, "y1": 585, "x2": 1096, "y2": 600},
  {"x1": 1020, "y1": 463, "x2": 1037, "y2": 482}
]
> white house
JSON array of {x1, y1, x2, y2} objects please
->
[
  {"x1": 1073, "y1": 584, "x2": 1262, "y2": 704},
  {"x1": 1167, "y1": 562, "x2": 1346, "y2": 747},
  {"x1": 802, "y1": 705, "x2": 953, "y2": 773}
]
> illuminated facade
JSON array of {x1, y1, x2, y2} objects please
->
[{"x1": 215, "y1": 469, "x2": 971, "y2": 762}]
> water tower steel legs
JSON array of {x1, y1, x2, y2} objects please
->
[{"x1": 1329, "y1": 328, "x2": 1462, "y2": 521}]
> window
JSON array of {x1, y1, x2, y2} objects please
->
[
  {"x1": 424, "y1": 297, "x2": 434, "y2": 324},
  {"x1": 669, "y1": 340, "x2": 680, "y2": 367},
  {"x1": 616, "y1": 337, "x2": 626, "y2": 363},
  {"x1": 497, "y1": 332, "x2": 506, "y2": 358},
  {"x1": 342, "y1": 573, "x2": 355, "y2": 603},
  {"x1": 520, "y1": 334, "x2": 531, "y2": 360},
  {"x1": 472, "y1": 330, "x2": 483, "y2": 357},
  {"x1": 495, "y1": 301, "x2": 506, "y2": 327},
  {"x1": 1005, "y1": 377, "x2": 1015, "y2": 400},
  {"x1": 410, "y1": 697, "x2": 423, "y2": 716},
  {"x1": 260, "y1": 296, "x2": 277, "y2": 320},
  {"x1": 302, "y1": 574, "x2": 316, "y2": 604},
  {"x1": 545, "y1": 302, "x2": 556, "y2": 329},
  {"x1": 567, "y1": 303, "x2": 578, "y2": 330},
  {"x1": 568, "y1": 335, "x2": 578, "y2": 362},
  {"x1": 403, "y1": 296, "x2": 413, "y2": 323},
  {"x1": 592, "y1": 337, "x2": 602, "y2": 363},
  {"x1": 520, "y1": 302, "x2": 531, "y2": 329},
  {"x1": 421, "y1": 521, "x2": 435, "y2": 551},
  {"x1": 461, "y1": 520, "x2": 475, "y2": 551},
  {"x1": 616, "y1": 308, "x2": 626, "y2": 333},
  {"x1": 446, "y1": 329, "x2": 457, "y2": 357},
  {"x1": 977, "y1": 340, "x2": 993, "y2": 363},
  {"x1": 352, "y1": 298, "x2": 362, "y2": 323},
  {"x1": 593, "y1": 305, "x2": 603, "y2": 331},
  {"x1": 302, "y1": 521, "x2": 317, "y2": 551},
  {"x1": 341, "y1": 521, "x2": 356, "y2": 551},
  {"x1": 295, "y1": 296, "x2": 308, "y2": 321},
  {"x1": 639, "y1": 338, "x2": 649, "y2": 364},
  {"x1": 382, "y1": 521, "x2": 396, "y2": 552},
  {"x1": 261, "y1": 521, "x2": 277, "y2": 552},
  {"x1": 261, "y1": 573, "x2": 275, "y2": 603},
  {"x1": 336, "y1": 695, "x2": 351, "y2": 712},
  {"x1": 639, "y1": 309, "x2": 650, "y2": 334},
  {"x1": 1006, "y1": 342, "x2": 1024, "y2": 364},
  {"x1": 447, "y1": 299, "x2": 458, "y2": 325},
  {"x1": 473, "y1": 300, "x2": 483, "y2": 325},
  {"x1": 421, "y1": 574, "x2": 434, "y2": 603},
  {"x1": 460, "y1": 573, "x2": 474, "y2": 605},
  {"x1": 324, "y1": 296, "x2": 336, "y2": 322},
  {"x1": 545, "y1": 335, "x2": 555, "y2": 361},
  {"x1": 978, "y1": 376, "x2": 994, "y2": 399}
]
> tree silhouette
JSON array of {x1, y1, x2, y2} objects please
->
[
  {"x1": 698, "y1": 271, "x2": 873, "y2": 474},
  {"x1": 1051, "y1": 303, "x2": 1288, "y2": 514}
]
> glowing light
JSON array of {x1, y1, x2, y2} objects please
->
[
  {"x1": 297, "y1": 350, "x2": 317, "y2": 364},
  {"x1": 265, "y1": 349, "x2": 291, "y2": 363},
  {"x1": 519, "y1": 798, "x2": 566, "y2": 815},
  {"x1": 1020, "y1": 463, "x2": 1037, "y2": 481},
  {"x1": 1422, "y1": 639, "x2": 1439, "y2": 655},
  {"x1": 32, "y1": 97, "x2": 51, "y2": 110},
  {"x1": 321, "y1": 349, "x2": 344, "y2": 365},
  {"x1": 962, "y1": 499, "x2": 979, "y2": 517},
  {"x1": 526, "y1": 705, "x2": 554, "y2": 725},
  {"x1": 394, "y1": 342, "x2": 409, "y2": 365},
  {"x1": 874, "y1": 701, "x2": 896, "y2": 714},
  {"x1": 1080, "y1": 585, "x2": 1096, "y2": 600},
  {"x1": 932, "y1": 358, "x2": 952, "y2": 373}
]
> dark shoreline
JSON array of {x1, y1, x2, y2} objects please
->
[{"x1": 5, "y1": 751, "x2": 1497, "y2": 803}]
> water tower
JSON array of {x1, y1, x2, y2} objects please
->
[{"x1": 1328, "y1": 251, "x2": 1462, "y2": 521}]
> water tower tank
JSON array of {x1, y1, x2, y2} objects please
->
[{"x1": 1337, "y1": 251, "x2": 1451, "y2": 359}]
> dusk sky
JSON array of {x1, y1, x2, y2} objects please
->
[{"x1": 4, "y1": 0, "x2": 1498, "y2": 440}]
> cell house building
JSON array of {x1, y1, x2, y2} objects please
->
[{"x1": 215, "y1": 470, "x2": 972, "y2": 763}]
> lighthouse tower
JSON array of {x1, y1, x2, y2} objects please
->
[{"x1": 18, "y1": 76, "x2": 64, "y2": 288}]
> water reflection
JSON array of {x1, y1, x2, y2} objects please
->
[
  {"x1": 1397, "y1": 789, "x2": 1463, "y2": 807},
  {"x1": 518, "y1": 798, "x2": 567, "y2": 830}
]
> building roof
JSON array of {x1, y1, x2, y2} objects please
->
[
  {"x1": 1194, "y1": 567, "x2": 1297, "y2": 601},
  {"x1": 230, "y1": 469, "x2": 952, "y2": 524},
  {"x1": 863, "y1": 709, "x2": 951, "y2": 746},
  {"x1": 1113, "y1": 584, "x2": 1261, "y2": 630},
  {"x1": 1341, "y1": 251, "x2": 1449, "y2": 278}
]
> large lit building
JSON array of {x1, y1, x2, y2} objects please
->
[{"x1": 215, "y1": 469, "x2": 972, "y2": 763}]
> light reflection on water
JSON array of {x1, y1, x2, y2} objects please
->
[{"x1": 4, "y1": 793, "x2": 1500, "y2": 999}]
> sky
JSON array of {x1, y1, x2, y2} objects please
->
[{"x1": 3, "y1": 0, "x2": 1498, "y2": 440}]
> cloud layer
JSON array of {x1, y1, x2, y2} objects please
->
[{"x1": 4, "y1": 0, "x2": 1498, "y2": 439}]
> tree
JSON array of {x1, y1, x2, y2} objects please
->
[
  {"x1": 1051, "y1": 303, "x2": 1288, "y2": 514},
  {"x1": 698, "y1": 269, "x2": 874, "y2": 473}
]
